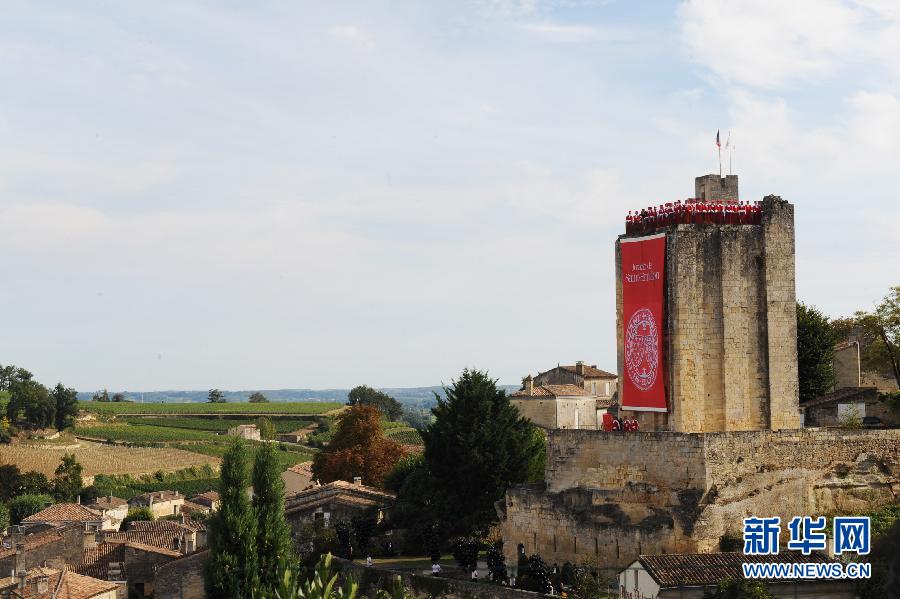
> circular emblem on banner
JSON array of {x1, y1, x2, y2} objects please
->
[{"x1": 625, "y1": 308, "x2": 659, "y2": 392}]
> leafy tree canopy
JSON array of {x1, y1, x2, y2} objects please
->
[
  {"x1": 92, "y1": 389, "x2": 110, "y2": 402},
  {"x1": 833, "y1": 286, "x2": 900, "y2": 388},
  {"x1": 347, "y1": 385, "x2": 403, "y2": 421},
  {"x1": 208, "y1": 388, "x2": 226, "y2": 403},
  {"x1": 122, "y1": 507, "x2": 155, "y2": 529},
  {"x1": 256, "y1": 416, "x2": 275, "y2": 441},
  {"x1": 51, "y1": 383, "x2": 79, "y2": 430},
  {"x1": 53, "y1": 453, "x2": 83, "y2": 502},
  {"x1": 311, "y1": 404, "x2": 406, "y2": 488},
  {"x1": 248, "y1": 391, "x2": 269, "y2": 403},
  {"x1": 797, "y1": 302, "x2": 836, "y2": 402},
  {"x1": 9, "y1": 494, "x2": 55, "y2": 524},
  {"x1": 422, "y1": 368, "x2": 545, "y2": 537}
]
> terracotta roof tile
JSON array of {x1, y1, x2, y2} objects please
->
[
  {"x1": 0, "y1": 525, "x2": 77, "y2": 559},
  {"x1": 510, "y1": 384, "x2": 587, "y2": 398},
  {"x1": 637, "y1": 552, "x2": 836, "y2": 587},
  {"x1": 129, "y1": 491, "x2": 182, "y2": 505},
  {"x1": 0, "y1": 567, "x2": 118, "y2": 599},
  {"x1": 285, "y1": 461, "x2": 313, "y2": 476},
  {"x1": 86, "y1": 496, "x2": 127, "y2": 510},
  {"x1": 77, "y1": 543, "x2": 127, "y2": 581},
  {"x1": 558, "y1": 364, "x2": 617, "y2": 378},
  {"x1": 285, "y1": 481, "x2": 395, "y2": 515},
  {"x1": 22, "y1": 504, "x2": 102, "y2": 524},
  {"x1": 188, "y1": 491, "x2": 219, "y2": 507}
]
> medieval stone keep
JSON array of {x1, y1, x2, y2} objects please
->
[{"x1": 499, "y1": 174, "x2": 900, "y2": 571}]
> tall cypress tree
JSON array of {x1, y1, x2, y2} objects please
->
[
  {"x1": 205, "y1": 440, "x2": 259, "y2": 598},
  {"x1": 252, "y1": 442, "x2": 294, "y2": 595},
  {"x1": 422, "y1": 368, "x2": 545, "y2": 537}
]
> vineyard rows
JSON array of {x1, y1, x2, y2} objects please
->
[
  {"x1": 79, "y1": 400, "x2": 343, "y2": 415},
  {"x1": 123, "y1": 417, "x2": 315, "y2": 434}
]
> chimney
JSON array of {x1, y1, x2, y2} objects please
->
[
  {"x1": 17, "y1": 570, "x2": 26, "y2": 592},
  {"x1": 83, "y1": 529, "x2": 98, "y2": 550},
  {"x1": 76, "y1": 495, "x2": 81, "y2": 505},
  {"x1": 524, "y1": 375, "x2": 534, "y2": 396},
  {"x1": 44, "y1": 501, "x2": 52, "y2": 509},
  {"x1": 14, "y1": 543, "x2": 25, "y2": 576},
  {"x1": 107, "y1": 495, "x2": 112, "y2": 503},
  {"x1": 34, "y1": 574, "x2": 48, "y2": 594},
  {"x1": 353, "y1": 477, "x2": 362, "y2": 486},
  {"x1": 575, "y1": 361, "x2": 585, "y2": 376},
  {"x1": 174, "y1": 490, "x2": 179, "y2": 497}
]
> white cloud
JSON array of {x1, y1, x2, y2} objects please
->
[
  {"x1": 326, "y1": 25, "x2": 375, "y2": 50},
  {"x1": 677, "y1": 0, "x2": 900, "y2": 88},
  {"x1": 520, "y1": 22, "x2": 633, "y2": 43}
]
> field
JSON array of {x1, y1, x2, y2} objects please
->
[
  {"x1": 386, "y1": 427, "x2": 424, "y2": 445},
  {"x1": 74, "y1": 423, "x2": 220, "y2": 443},
  {"x1": 0, "y1": 441, "x2": 219, "y2": 479},
  {"x1": 122, "y1": 416, "x2": 315, "y2": 434},
  {"x1": 173, "y1": 442, "x2": 314, "y2": 472},
  {"x1": 79, "y1": 400, "x2": 343, "y2": 415}
]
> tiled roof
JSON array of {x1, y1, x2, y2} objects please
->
[
  {"x1": 595, "y1": 398, "x2": 617, "y2": 409},
  {"x1": 637, "y1": 552, "x2": 836, "y2": 587},
  {"x1": 0, "y1": 525, "x2": 77, "y2": 560},
  {"x1": 129, "y1": 490, "x2": 182, "y2": 505},
  {"x1": 802, "y1": 386, "x2": 878, "y2": 408},
  {"x1": 22, "y1": 504, "x2": 102, "y2": 523},
  {"x1": 558, "y1": 364, "x2": 617, "y2": 378},
  {"x1": 0, "y1": 567, "x2": 118, "y2": 599},
  {"x1": 188, "y1": 491, "x2": 219, "y2": 506},
  {"x1": 104, "y1": 524, "x2": 185, "y2": 553},
  {"x1": 130, "y1": 518, "x2": 204, "y2": 534},
  {"x1": 285, "y1": 461, "x2": 313, "y2": 476},
  {"x1": 179, "y1": 500, "x2": 209, "y2": 515},
  {"x1": 86, "y1": 496, "x2": 127, "y2": 510},
  {"x1": 77, "y1": 543, "x2": 127, "y2": 581},
  {"x1": 510, "y1": 384, "x2": 587, "y2": 398},
  {"x1": 285, "y1": 481, "x2": 395, "y2": 515}
]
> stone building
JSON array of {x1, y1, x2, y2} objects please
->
[
  {"x1": 128, "y1": 491, "x2": 184, "y2": 520},
  {"x1": 0, "y1": 566, "x2": 119, "y2": 599},
  {"x1": 84, "y1": 498, "x2": 129, "y2": 532},
  {"x1": 22, "y1": 505, "x2": 107, "y2": 532},
  {"x1": 510, "y1": 362, "x2": 617, "y2": 429},
  {"x1": 226, "y1": 424, "x2": 260, "y2": 440},
  {"x1": 284, "y1": 479, "x2": 395, "y2": 532},
  {"x1": 500, "y1": 174, "x2": 900, "y2": 571},
  {"x1": 619, "y1": 552, "x2": 855, "y2": 599},
  {"x1": 616, "y1": 177, "x2": 800, "y2": 432},
  {"x1": 282, "y1": 461, "x2": 314, "y2": 495}
]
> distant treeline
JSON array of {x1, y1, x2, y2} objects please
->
[{"x1": 75, "y1": 385, "x2": 520, "y2": 408}]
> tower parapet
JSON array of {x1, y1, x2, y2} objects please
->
[{"x1": 615, "y1": 177, "x2": 800, "y2": 432}]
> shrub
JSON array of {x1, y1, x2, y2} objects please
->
[
  {"x1": 121, "y1": 507, "x2": 155, "y2": 529},
  {"x1": 9, "y1": 494, "x2": 54, "y2": 524}
]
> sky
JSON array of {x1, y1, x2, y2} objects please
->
[{"x1": 2, "y1": 0, "x2": 899, "y2": 392}]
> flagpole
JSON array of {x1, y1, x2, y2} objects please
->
[{"x1": 718, "y1": 145, "x2": 721, "y2": 177}]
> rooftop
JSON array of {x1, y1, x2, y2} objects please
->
[
  {"x1": 85, "y1": 496, "x2": 128, "y2": 510},
  {"x1": 510, "y1": 384, "x2": 588, "y2": 398},
  {"x1": 129, "y1": 490, "x2": 182, "y2": 505},
  {"x1": 22, "y1": 504, "x2": 102, "y2": 524},
  {"x1": 285, "y1": 480, "x2": 395, "y2": 514},
  {"x1": 0, "y1": 567, "x2": 118, "y2": 599},
  {"x1": 0, "y1": 525, "x2": 78, "y2": 560},
  {"x1": 635, "y1": 552, "x2": 836, "y2": 587}
]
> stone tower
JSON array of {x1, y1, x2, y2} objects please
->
[{"x1": 615, "y1": 175, "x2": 801, "y2": 432}]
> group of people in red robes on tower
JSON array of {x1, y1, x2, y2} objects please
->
[{"x1": 625, "y1": 199, "x2": 762, "y2": 234}]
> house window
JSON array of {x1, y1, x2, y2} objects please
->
[
  {"x1": 591, "y1": 382, "x2": 597, "y2": 395},
  {"x1": 604, "y1": 382, "x2": 610, "y2": 395}
]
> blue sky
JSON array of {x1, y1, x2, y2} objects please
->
[{"x1": 2, "y1": 0, "x2": 899, "y2": 392}]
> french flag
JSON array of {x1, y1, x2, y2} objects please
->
[{"x1": 716, "y1": 130, "x2": 721, "y2": 148}]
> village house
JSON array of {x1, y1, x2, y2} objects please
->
[
  {"x1": 284, "y1": 478, "x2": 395, "y2": 533},
  {"x1": 282, "y1": 461, "x2": 314, "y2": 495},
  {"x1": 619, "y1": 552, "x2": 855, "y2": 599},
  {"x1": 509, "y1": 361, "x2": 618, "y2": 430},
  {"x1": 0, "y1": 525, "x2": 84, "y2": 575},
  {"x1": 84, "y1": 498, "x2": 128, "y2": 532},
  {"x1": 226, "y1": 424, "x2": 260, "y2": 441},
  {"x1": 103, "y1": 519, "x2": 206, "y2": 555},
  {"x1": 21, "y1": 505, "x2": 108, "y2": 533},
  {"x1": 127, "y1": 491, "x2": 183, "y2": 520},
  {"x1": 186, "y1": 491, "x2": 219, "y2": 513},
  {"x1": 78, "y1": 536, "x2": 181, "y2": 599},
  {"x1": 0, "y1": 566, "x2": 120, "y2": 599}
]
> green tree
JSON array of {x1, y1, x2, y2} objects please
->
[
  {"x1": 51, "y1": 383, "x2": 79, "y2": 430},
  {"x1": 0, "y1": 503, "x2": 9, "y2": 532},
  {"x1": 422, "y1": 369, "x2": 545, "y2": 536},
  {"x1": 347, "y1": 385, "x2": 403, "y2": 421},
  {"x1": 834, "y1": 286, "x2": 900, "y2": 388},
  {"x1": 18, "y1": 471, "x2": 51, "y2": 496},
  {"x1": 8, "y1": 494, "x2": 54, "y2": 524},
  {"x1": 208, "y1": 388, "x2": 226, "y2": 403},
  {"x1": 7, "y1": 380, "x2": 54, "y2": 429},
  {"x1": 797, "y1": 302, "x2": 836, "y2": 402},
  {"x1": 703, "y1": 579, "x2": 775, "y2": 599},
  {"x1": 121, "y1": 507, "x2": 155, "y2": 529},
  {"x1": 251, "y1": 442, "x2": 294, "y2": 597},
  {"x1": 112, "y1": 392, "x2": 127, "y2": 402},
  {"x1": 205, "y1": 439, "x2": 258, "y2": 598},
  {"x1": 0, "y1": 464, "x2": 22, "y2": 501},
  {"x1": 256, "y1": 416, "x2": 276, "y2": 441},
  {"x1": 248, "y1": 391, "x2": 268, "y2": 403},
  {"x1": 53, "y1": 453, "x2": 83, "y2": 501},
  {"x1": 92, "y1": 389, "x2": 110, "y2": 402}
]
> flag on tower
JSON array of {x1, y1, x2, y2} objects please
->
[{"x1": 716, "y1": 130, "x2": 721, "y2": 148}]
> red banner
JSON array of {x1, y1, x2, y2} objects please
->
[{"x1": 620, "y1": 233, "x2": 667, "y2": 412}]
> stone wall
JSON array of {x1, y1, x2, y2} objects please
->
[
  {"x1": 155, "y1": 550, "x2": 208, "y2": 599},
  {"x1": 615, "y1": 195, "x2": 800, "y2": 433},
  {"x1": 500, "y1": 428, "x2": 900, "y2": 569},
  {"x1": 335, "y1": 557, "x2": 550, "y2": 599}
]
